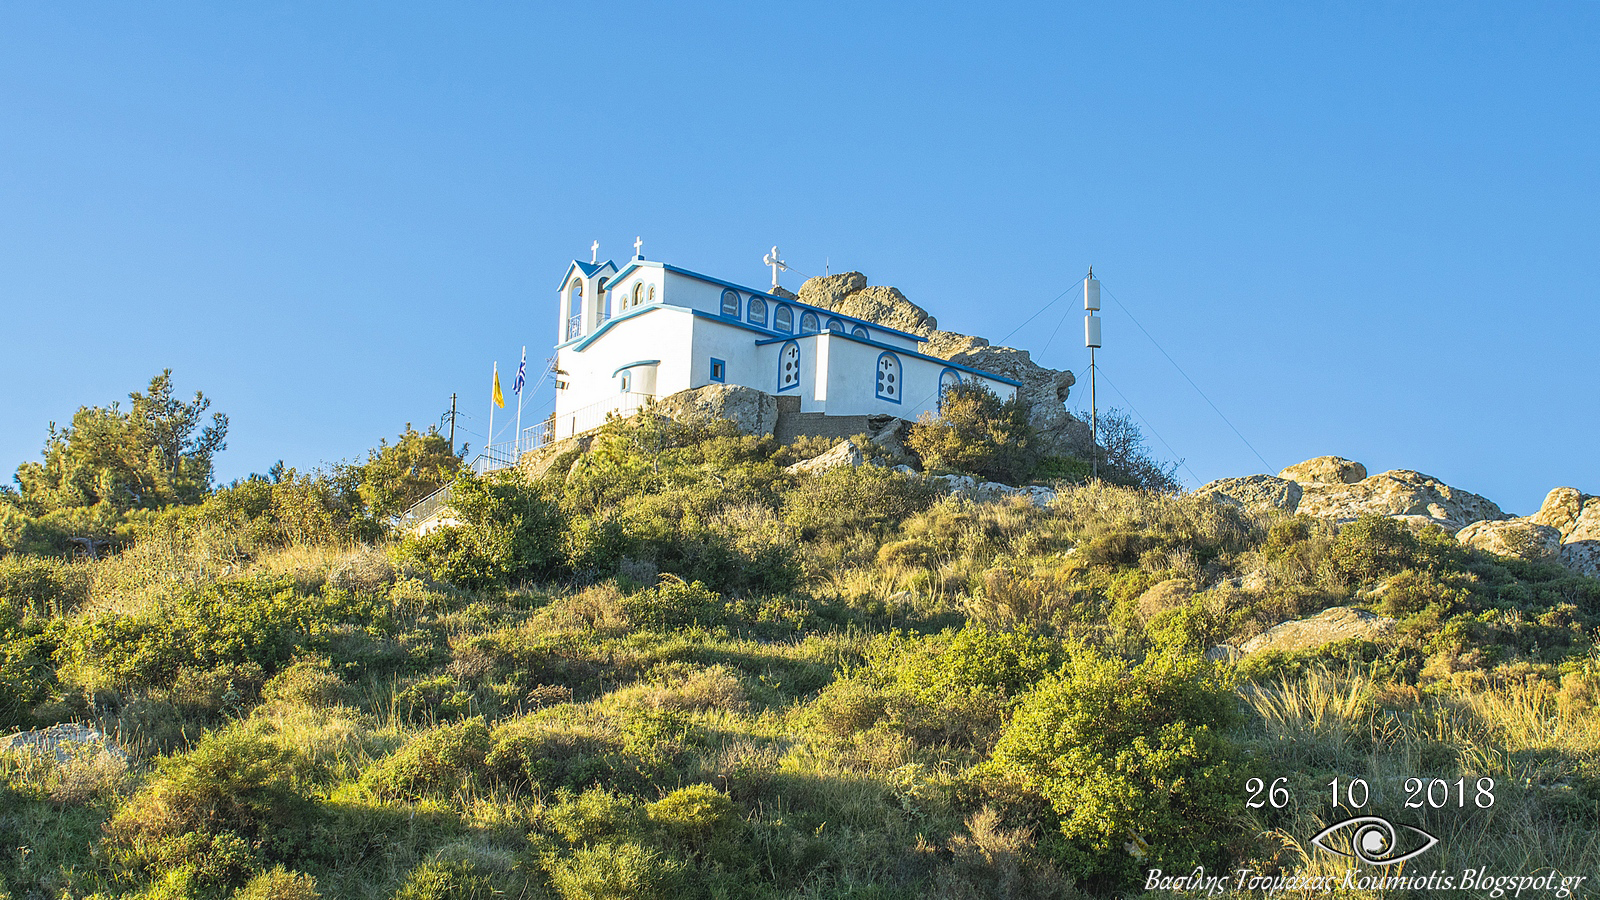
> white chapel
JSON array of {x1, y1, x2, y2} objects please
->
[{"x1": 547, "y1": 241, "x2": 1019, "y2": 441}]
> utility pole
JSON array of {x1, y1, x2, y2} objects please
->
[
  {"x1": 1084, "y1": 269, "x2": 1102, "y2": 479},
  {"x1": 442, "y1": 393, "x2": 458, "y2": 456}
]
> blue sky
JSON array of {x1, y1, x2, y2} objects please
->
[{"x1": 2, "y1": 3, "x2": 1596, "y2": 514}]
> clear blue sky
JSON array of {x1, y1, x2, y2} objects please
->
[{"x1": 3, "y1": 3, "x2": 1596, "y2": 514}]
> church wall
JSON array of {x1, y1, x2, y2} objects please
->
[
  {"x1": 554, "y1": 307, "x2": 695, "y2": 430},
  {"x1": 815, "y1": 332, "x2": 1017, "y2": 420}
]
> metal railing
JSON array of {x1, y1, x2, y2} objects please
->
[
  {"x1": 565, "y1": 313, "x2": 582, "y2": 341},
  {"x1": 466, "y1": 393, "x2": 655, "y2": 474}
]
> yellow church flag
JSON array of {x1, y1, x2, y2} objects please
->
[{"x1": 492, "y1": 364, "x2": 505, "y2": 408}]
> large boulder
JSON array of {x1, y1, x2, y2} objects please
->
[
  {"x1": 1295, "y1": 469, "x2": 1506, "y2": 531},
  {"x1": 651, "y1": 384, "x2": 779, "y2": 437},
  {"x1": 1278, "y1": 456, "x2": 1367, "y2": 486},
  {"x1": 798, "y1": 272, "x2": 940, "y2": 334},
  {"x1": 1240, "y1": 607, "x2": 1396, "y2": 656},
  {"x1": 1194, "y1": 475, "x2": 1303, "y2": 514},
  {"x1": 785, "y1": 439, "x2": 865, "y2": 474},
  {"x1": 1455, "y1": 520, "x2": 1563, "y2": 562},
  {"x1": 1560, "y1": 498, "x2": 1600, "y2": 578},
  {"x1": 1532, "y1": 487, "x2": 1589, "y2": 540},
  {"x1": 0, "y1": 724, "x2": 127, "y2": 765}
]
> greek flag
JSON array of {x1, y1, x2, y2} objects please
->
[{"x1": 513, "y1": 347, "x2": 526, "y2": 395}]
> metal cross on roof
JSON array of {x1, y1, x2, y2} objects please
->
[
  {"x1": 633, "y1": 236, "x2": 644, "y2": 258},
  {"x1": 762, "y1": 245, "x2": 787, "y2": 288},
  {"x1": 590, "y1": 240, "x2": 599, "y2": 264}
]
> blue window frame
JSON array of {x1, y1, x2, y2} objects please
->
[
  {"x1": 850, "y1": 325, "x2": 868, "y2": 339},
  {"x1": 774, "y1": 304, "x2": 793, "y2": 333},
  {"x1": 799, "y1": 312, "x2": 819, "y2": 335},
  {"x1": 710, "y1": 358, "x2": 726, "y2": 383},
  {"x1": 875, "y1": 351, "x2": 902, "y2": 403},
  {"x1": 748, "y1": 297, "x2": 768, "y2": 327},
  {"x1": 778, "y1": 341, "x2": 800, "y2": 392},
  {"x1": 937, "y1": 367, "x2": 962, "y2": 411},
  {"x1": 825, "y1": 317, "x2": 845, "y2": 333},
  {"x1": 720, "y1": 289, "x2": 740, "y2": 317},
  {"x1": 620, "y1": 371, "x2": 632, "y2": 393}
]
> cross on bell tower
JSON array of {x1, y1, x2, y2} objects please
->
[
  {"x1": 762, "y1": 246, "x2": 787, "y2": 289},
  {"x1": 590, "y1": 240, "x2": 599, "y2": 264},
  {"x1": 633, "y1": 236, "x2": 644, "y2": 259}
]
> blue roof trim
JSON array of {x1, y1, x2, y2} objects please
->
[
  {"x1": 661, "y1": 264, "x2": 928, "y2": 343},
  {"x1": 602, "y1": 259, "x2": 663, "y2": 286},
  {"x1": 752, "y1": 330, "x2": 1023, "y2": 387},
  {"x1": 556, "y1": 259, "x2": 618, "y2": 291},
  {"x1": 611, "y1": 359, "x2": 661, "y2": 377},
  {"x1": 687, "y1": 308, "x2": 796, "y2": 340}
]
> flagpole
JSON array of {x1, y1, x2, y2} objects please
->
[
  {"x1": 515, "y1": 346, "x2": 525, "y2": 459},
  {"x1": 488, "y1": 361, "x2": 497, "y2": 466}
]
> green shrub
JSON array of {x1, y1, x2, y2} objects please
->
[
  {"x1": 647, "y1": 783, "x2": 737, "y2": 847},
  {"x1": 622, "y1": 575, "x2": 724, "y2": 629},
  {"x1": 261, "y1": 657, "x2": 351, "y2": 708},
  {"x1": 487, "y1": 716, "x2": 629, "y2": 793},
  {"x1": 233, "y1": 865, "x2": 321, "y2": 900},
  {"x1": 544, "y1": 841, "x2": 686, "y2": 900},
  {"x1": 906, "y1": 382, "x2": 1039, "y2": 485},
  {"x1": 782, "y1": 465, "x2": 939, "y2": 542},
  {"x1": 397, "y1": 471, "x2": 564, "y2": 590},
  {"x1": 391, "y1": 859, "x2": 496, "y2": 900},
  {"x1": 990, "y1": 647, "x2": 1239, "y2": 886},
  {"x1": 0, "y1": 555, "x2": 90, "y2": 615},
  {"x1": 363, "y1": 718, "x2": 491, "y2": 802},
  {"x1": 1332, "y1": 515, "x2": 1425, "y2": 585},
  {"x1": 544, "y1": 787, "x2": 644, "y2": 846}
]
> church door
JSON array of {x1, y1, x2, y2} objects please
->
[{"x1": 778, "y1": 342, "x2": 800, "y2": 392}]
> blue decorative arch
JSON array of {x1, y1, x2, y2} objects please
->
[
  {"x1": 825, "y1": 317, "x2": 845, "y2": 333},
  {"x1": 875, "y1": 351, "x2": 902, "y2": 404},
  {"x1": 937, "y1": 367, "x2": 963, "y2": 411},
  {"x1": 748, "y1": 296, "x2": 768, "y2": 327},
  {"x1": 720, "y1": 289, "x2": 740, "y2": 318},
  {"x1": 774, "y1": 304, "x2": 794, "y2": 333},
  {"x1": 850, "y1": 325, "x2": 868, "y2": 339},
  {"x1": 777, "y1": 341, "x2": 801, "y2": 392},
  {"x1": 799, "y1": 311, "x2": 819, "y2": 335}
]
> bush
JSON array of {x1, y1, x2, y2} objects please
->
[
  {"x1": 261, "y1": 657, "x2": 351, "y2": 708},
  {"x1": 391, "y1": 859, "x2": 496, "y2": 900},
  {"x1": 647, "y1": 783, "x2": 737, "y2": 847},
  {"x1": 233, "y1": 865, "x2": 321, "y2": 900},
  {"x1": 622, "y1": 576, "x2": 724, "y2": 629},
  {"x1": 362, "y1": 718, "x2": 491, "y2": 802},
  {"x1": 781, "y1": 465, "x2": 939, "y2": 542},
  {"x1": 397, "y1": 471, "x2": 564, "y2": 590},
  {"x1": 906, "y1": 382, "x2": 1039, "y2": 484},
  {"x1": 544, "y1": 841, "x2": 686, "y2": 900},
  {"x1": 990, "y1": 647, "x2": 1239, "y2": 886}
]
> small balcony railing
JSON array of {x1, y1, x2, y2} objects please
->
[{"x1": 565, "y1": 313, "x2": 582, "y2": 341}]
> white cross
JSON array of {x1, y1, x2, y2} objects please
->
[
  {"x1": 634, "y1": 236, "x2": 644, "y2": 258},
  {"x1": 590, "y1": 240, "x2": 599, "y2": 264},
  {"x1": 762, "y1": 245, "x2": 786, "y2": 288}
]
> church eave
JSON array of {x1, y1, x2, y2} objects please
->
[
  {"x1": 662, "y1": 264, "x2": 929, "y2": 343},
  {"x1": 752, "y1": 330, "x2": 1023, "y2": 387}
]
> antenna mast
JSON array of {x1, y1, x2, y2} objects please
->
[{"x1": 1084, "y1": 269, "x2": 1102, "y2": 479}]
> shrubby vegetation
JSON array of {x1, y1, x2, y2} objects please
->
[{"x1": 0, "y1": 375, "x2": 1597, "y2": 898}]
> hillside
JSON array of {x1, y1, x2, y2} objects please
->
[{"x1": 2, "y1": 405, "x2": 1598, "y2": 899}]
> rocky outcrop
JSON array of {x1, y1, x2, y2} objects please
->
[
  {"x1": 1278, "y1": 456, "x2": 1367, "y2": 486},
  {"x1": 1240, "y1": 607, "x2": 1396, "y2": 656},
  {"x1": 651, "y1": 384, "x2": 779, "y2": 437},
  {"x1": 795, "y1": 272, "x2": 1082, "y2": 455},
  {"x1": 0, "y1": 724, "x2": 127, "y2": 765},
  {"x1": 932, "y1": 474, "x2": 1057, "y2": 508},
  {"x1": 1194, "y1": 475, "x2": 1302, "y2": 514},
  {"x1": 1553, "y1": 492, "x2": 1600, "y2": 578},
  {"x1": 1296, "y1": 469, "x2": 1506, "y2": 531},
  {"x1": 1455, "y1": 520, "x2": 1562, "y2": 562},
  {"x1": 785, "y1": 438, "x2": 865, "y2": 474},
  {"x1": 798, "y1": 272, "x2": 941, "y2": 334}
]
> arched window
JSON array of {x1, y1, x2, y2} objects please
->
[
  {"x1": 647, "y1": 285, "x2": 656, "y2": 304},
  {"x1": 825, "y1": 317, "x2": 845, "y2": 333},
  {"x1": 850, "y1": 325, "x2": 868, "y2": 339},
  {"x1": 938, "y1": 367, "x2": 962, "y2": 411},
  {"x1": 566, "y1": 281, "x2": 583, "y2": 339},
  {"x1": 631, "y1": 283, "x2": 644, "y2": 309},
  {"x1": 774, "y1": 305, "x2": 794, "y2": 333},
  {"x1": 620, "y1": 370, "x2": 632, "y2": 393},
  {"x1": 778, "y1": 341, "x2": 800, "y2": 392},
  {"x1": 598, "y1": 277, "x2": 610, "y2": 321},
  {"x1": 875, "y1": 352, "x2": 901, "y2": 403},
  {"x1": 799, "y1": 312, "x2": 819, "y2": 335},
  {"x1": 748, "y1": 297, "x2": 768, "y2": 327},
  {"x1": 720, "y1": 289, "x2": 740, "y2": 317}
]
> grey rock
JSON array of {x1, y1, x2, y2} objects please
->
[
  {"x1": 1278, "y1": 456, "x2": 1367, "y2": 485},
  {"x1": 1194, "y1": 475, "x2": 1303, "y2": 514},
  {"x1": 785, "y1": 439, "x2": 864, "y2": 475},
  {"x1": 0, "y1": 724, "x2": 127, "y2": 765},
  {"x1": 1560, "y1": 498, "x2": 1600, "y2": 578},
  {"x1": 1456, "y1": 519, "x2": 1563, "y2": 562},
  {"x1": 1296, "y1": 469, "x2": 1506, "y2": 530},
  {"x1": 1240, "y1": 607, "x2": 1396, "y2": 656},
  {"x1": 1532, "y1": 487, "x2": 1588, "y2": 539},
  {"x1": 651, "y1": 383, "x2": 779, "y2": 437}
]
